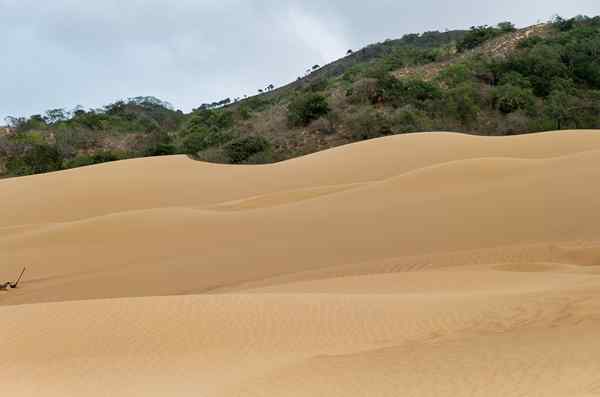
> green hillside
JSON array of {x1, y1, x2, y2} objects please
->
[{"x1": 2, "y1": 15, "x2": 599, "y2": 177}]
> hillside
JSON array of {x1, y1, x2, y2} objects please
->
[
  {"x1": 2, "y1": 130, "x2": 600, "y2": 396},
  {"x1": 1, "y1": 15, "x2": 599, "y2": 177}
]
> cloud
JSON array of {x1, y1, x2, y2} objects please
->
[{"x1": 277, "y1": 4, "x2": 350, "y2": 62}]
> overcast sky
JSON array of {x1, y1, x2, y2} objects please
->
[{"x1": 1, "y1": 0, "x2": 598, "y2": 121}]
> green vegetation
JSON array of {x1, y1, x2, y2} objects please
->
[
  {"x1": 223, "y1": 136, "x2": 271, "y2": 164},
  {"x1": 456, "y1": 23, "x2": 514, "y2": 52},
  {"x1": 2, "y1": 15, "x2": 600, "y2": 178},
  {"x1": 179, "y1": 109, "x2": 236, "y2": 154},
  {"x1": 287, "y1": 93, "x2": 330, "y2": 127}
]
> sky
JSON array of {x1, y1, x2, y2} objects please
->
[{"x1": 1, "y1": 0, "x2": 599, "y2": 121}]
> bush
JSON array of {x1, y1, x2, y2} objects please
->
[
  {"x1": 498, "y1": 72, "x2": 532, "y2": 89},
  {"x1": 493, "y1": 84, "x2": 535, "y2": 114},
  {"x1": 346, "y1": 78, "x2": 378, "y2": 105},
  {"x1": 392, "y1": 106, "x2": 430, "y2": 132},
  {"x1": 145, "y1": 143, "x2": 177, "y2": 156},
  {"x1": 305, "y1": 78, "x2": 329, "y2": 93},
  {"x1": 182, "y1": 109, "x2": 234, "y2": 136},
  {"x1": 64, "y1": 151, "x2": 123, "y2": 169},
  {"x1": 6, "y1": 143, "x2": 63, "y2": 176},
  {"x1": 346, "y1": 108, "x2": 394, "y2": 140},
  {"x1": 445, "y1": 83, "x2": 481, "y2": 124},
  {"x1": 497, "y1": 21, "x2": 516, "y2": 33},
  {"x1": 505, "y1": 44, "x2": 568, "y2": 96},
  {"x1": 373, "y1": 75, "x2": 441, "y2": 107},
  {"x1": 457, "y1": 25, "x2": 501, "y2": 52},
  {"x1": 223, "y1": 136, "x2": 271, "y2": 164},
  {"x1": 182, "y1": 128, "x2": 234, "y2": 155},
  {"x1": 517, "y1": 36, "x2": 544, "y2": 49},
  {"x1": 437, "y1": 63, "x2": 474, "y2": 88},
  {"x1": 308, "y1": 116, "x2": 336, "y2": 135},
  {"x1": 287, "y1": 93, "x2": 330, "y2": 127}
]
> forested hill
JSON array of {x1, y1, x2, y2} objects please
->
[{"x1": 2, "y1": 15, "x2": 599, "y2": 177}]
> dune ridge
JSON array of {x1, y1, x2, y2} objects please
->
[{"x1": 2, "y1": 130, "x2": 600, "y2": 396}]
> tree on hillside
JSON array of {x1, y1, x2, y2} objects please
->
[
  {"x1": 545, "y1": 90, "x2": 577, "y2": 129},
  {"x1": 497, "y1": 21, "x2": 516, "y2": 32},
  {"x1": 493, "y1": 84, "x2": 535, "y2": 114},
  {"x1": 44, "y1": 108, "x2": 69, "y2": 124},
  {"x1": 287, "y1": 93, "x2": 330, "y2": 127},
  {"x1": 457, "y1": 25, "x2": 501, "y2": 52}
]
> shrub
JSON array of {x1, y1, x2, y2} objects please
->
[
  {"x1": 437, "y1": 63, "x2": 474, "y2": 88},
  {"x1": 553, "y1": 16, "x2": 576, "y2": 32},
  {"x1": 64, "y1": 151, "x2": 123, "y2": 169},
  {"x1": 497, "y1": 21, "x2": 517, "y2": 33},
  {"x1": 306, "y1": 78, "x2": 329, "y2": 92},
  {"x1": 517, "y1": 36, "x2": 544, "y2": 49},
  {"x1": 223, "y1": 136, "x2": 271, "y2": 164},
  {"x1": 145, "y1": 143, "x2": 177, "y2": 156},
  {"x1": 287, "y1": 93, "x2": 330, "y2": 127},
  {"x1": 342, "y1": 64, "x2": 369, "y2": 83},
  {"x1": 346, "y1": 108, "x2": 394, "y2": 140},
  {"x1": 182, "y1": 128, "x2": 234, "y2": 154},
  {"x1": 194, "y1": 147, "x2": 232, "y2": 164},
  {"x1": 493, "y1": 84, "x2": 535, "y2": 114},
  {"x1": 505, "y1": 44, "x2": 568, "y2": 96},
  {"x1": 182, "y1": 109, "x2": 234, "y2": 136},
  {"x1": 544, "y1": 89, "x2": 578, "y2": 129},
  {"x1": 498, "y1": 72, "x2": 532, "y2": 89},
  {"x1": 445, "y1": 83, "x2": 481, "y2": 124},
  {"x1": 457, "y1": 25, "x2": 501, "y2": 52},
  {"x1": 392, "y1": 106, "x2": 430, "y2": 132},
  {"x1": 347, "y1": 78, "x2": 378, "y2": 105},
  {"x1": 373, "y1": 75, "x2": 440, "y2": 107},
  {"x1": 6, "y1": 143, "x2": 63, "y2": 176}
]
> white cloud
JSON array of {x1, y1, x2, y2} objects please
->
[{"x1": 278, "y1": 4, "x2": 350, "y2": 63}]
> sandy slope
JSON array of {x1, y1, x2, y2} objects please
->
[{"x1": 2, "y1": 130, "x2": 600, "y2": 396}]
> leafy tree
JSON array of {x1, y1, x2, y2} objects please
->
[
  {"x1": 181, "y1": 109, "x2": 234, "y2": 136},
  {"x1": 506, "y1": 44, "x2": 568, "y2": 96},
  {"x1": 347, "y1": 108, "x2": 394, "y2": 140},
  {"x1": 64, "y1": 151, "x2": 123, "y2": 169},
  {"x1": 553, "y1": 15, "x2": 576, "y2": 31},
  {"x1": 497, "y1": 21, "x2": 516, "y2": 33},
  {"x1": 457, "y1": 25, "x2": 501, "y2": 52},
  {"x1": 518, "y1": 36, "x2": 543, "y2": 49},
  {"x1": 445, "y1": 83, "x2": 480, "y2": 124},
  {"x1": 287, "y1": 93, "x2": 330, "y2": 127},
  {"x1": 545, "y1": 90, "x2": 577, "y2": 129},
  {"x1": 182, "y1": 128, "x2": 234, "y2": 155},
  {"x1": 498, "y1": 72, "x2": 532, "y2": 88},
  {"x1": 44, "y1": 108, "x2": 69, "y2": 124},
  {"x1": 223, "y1": 136, "x2": 271, "y2": 164},
  {"x1": 493, "y1": 84, "x2": 535, "y2": 114},
  {"x1": 373, "y1": 75, "x2": 441, "y2": 108},
  {"x1": 6, "y1": 143, "x2": 63, "y2": 176},
  {"x1": 437, "y1": 63, "x2": 474, "y2": 88}
]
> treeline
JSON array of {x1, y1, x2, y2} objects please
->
[
  {"x1": 1, "y1": 96, "x2": 185, "y2": 176},
  {"x1": 0, "y1": 95, "x2": 274, "y2": 176}
]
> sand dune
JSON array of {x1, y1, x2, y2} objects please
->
[{"x1": 2, "y1": 130, "x2": 600, "y2": 396}]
